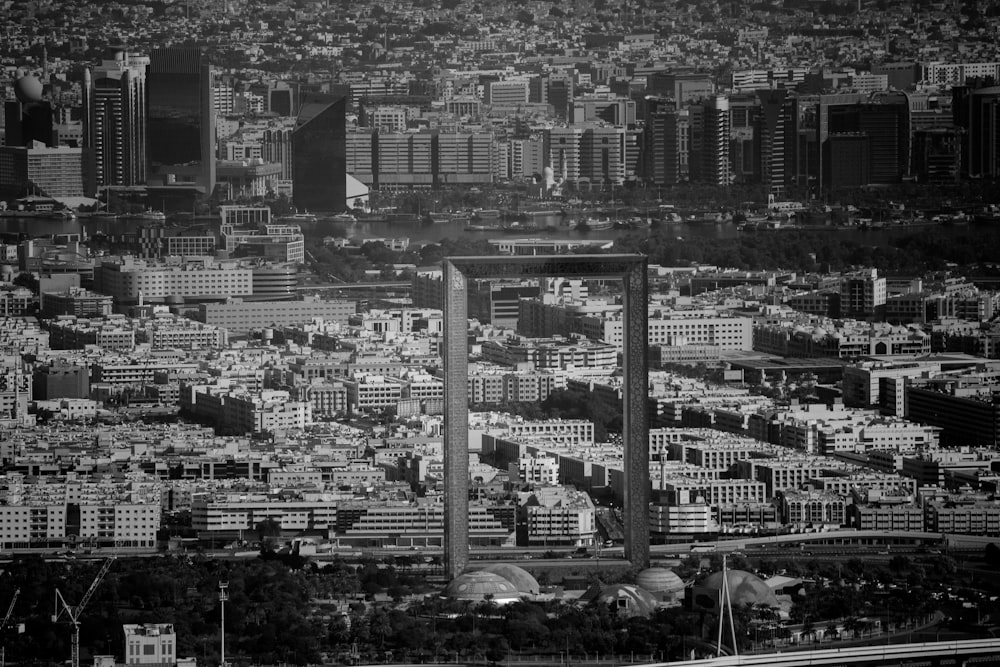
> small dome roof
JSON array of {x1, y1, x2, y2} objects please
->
[
  {"x1": 636, "y1": 567, "x2": 684, "y2": 594},
  {"x1": 702, "y1": 570, "x2": 780, "y2": 609},
  {"x1": 482, "y1": 564, "x2": 540, "y2": 595},
  {"x1": 14, "y1": 75, "x2": 43, "y2": 103},
  {"x1": 442, "y1": 571, "x2": 521, "y2": 602},
  {"x1": 594, "y1": 584, "x2": 658, "y2": 617}
]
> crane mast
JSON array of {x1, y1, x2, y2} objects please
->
[
  {"x1": 54, "y1": 558, "x2": 115, "y2": 667},
  {"x1": 1, "y1": 588, "x2": 19, "y2": 667}
]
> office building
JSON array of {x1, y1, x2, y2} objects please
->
[
  {"x1": 486, "y1": 80, "x2": 529, "y2": 107},
  {"x1": 0, "y1": 142, "x2": 86, "y2": 198},
  {"x1": 197, "y1": 298, "x2": 354, "y2": 333},
  {"x1": 123, "y1": 624, "x2": 177, "y2": 667},
  {"x1": 292, "y1": 96, "x2": 347, "y2": 211},
  {"x1": 83, "y1": 52, "x2": 148, "y2": 189},
  {"x1": 824, "y1": 133, "x2": 869, "y2": 189},
  {"x1": 913, "y1": 128, "x2": 962, "y2": 183},
  {"x1": 4, "y1": 75, "x2": 53, "y2": 147},
  {"x1": 953, "y1": 85, "x2": 1000, "y2": 178},
  {"x1": 840, "y1": 268, "x2": 887, "y2": 319},
  {"x1": 755, "y1": 89, "x2": 797, "y2": 194},
  {"x1": 688, "y1": 95, "x2": 731, "y2": 186},
  {"x1": 146, "y1": 48, "x2": 216, "y2": 194},
  {"x1": 547, "y1": 125, "x2": 626, "y2": 187},
  {"x1": 643, "y1": 97, "x2": 680, "y2": 186}
]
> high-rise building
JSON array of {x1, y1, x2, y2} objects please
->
[
  {"x1": 814, "y1": 93, "x2": 868, "y2": 190},
  {"x1": 292, "y1": 96, "x2": 346, "y2": 211},
  {"x1": 642, "y1": 97, "x2": 680, "y2": 186},
  {"x1": 823, "y1": 133, "x2": 869, "y2": 189},
  {"x1": 146, "y1": 48, "x2": 216, "y2": 194},
  {"x1": 953, "y1": 84, "x2": 1000, "y2": 178},
  {"x1": 827, "y1": 102, "x2": 906, "y2": 185},
  {"x1": 913, "y1": 128, "x2": 962, "y2": 183},
  {"x1": 858, "y1": 103, "x2": 906, "y2": 184},
  {"x1": 548, "y1": 125, "x2": 626, "y2": 187},
  {"x1": 689, "y1": 95, "x2": 731, "y2": 186},
  {"x1": 4, "y1": 75, "x2": 53, "y2": 147},
  {"x1": 755, "y1": 89, "x2": 797, "y2": 194},
  {"x1": 83, "y1": 52, "x2": 148, "y2": 189}
]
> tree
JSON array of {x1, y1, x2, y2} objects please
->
[
  {"x1": 985, "y1": 542, "x2": 1000, "y2": 566},
  {"x1": 515, "y1": 9, "x2": 534, "y2": 23},
  {"x1": 12, "y1": 272, "x2": 38, "y2": 293}
]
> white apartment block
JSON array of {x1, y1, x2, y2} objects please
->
[
  {"x1": 192, "y1": 495, "x2": 338, "y2": 532},
  {"x1": 124, "y1": 624, "x2": 177, "y2": 667},
  {"x1": 343, "y1": 374, "x2": 404, "y2": 411},
  {"x1": 96, "y1": 258, "x2": 254, "y2": 302},
  {"x1": 517, "y1": 456, "x2": 560, "y2": 485},
  {"x1": 0, "y1": 502, "x2": 159, "y2": 550},
  {"x1": 649, "y1": 503, "x2": 717, "y2": 535},
  {"x1": 507, "y1": 420, "x2": 594, "y2": 445},
  {"x1": 524, "y1": 487, "x2": 596, "y2": 547}
]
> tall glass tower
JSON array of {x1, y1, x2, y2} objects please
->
[
  {"x1": 146, "y1": 48, "x2": 216, "y2": 195},
  {"x1": 83, "y1": 52, "x2": 148, "y2": 189},
  {"x1": 292, "y1": 96, "x2": 346, "y2": 212}
]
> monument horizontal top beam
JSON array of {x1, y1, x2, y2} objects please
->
[{"x1": 446, "y1": 254, "x2": 646, "y2": 280}]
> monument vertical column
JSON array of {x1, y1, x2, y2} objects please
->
[
  {"x1": 622, "y1": 260, "x2": 650, "y2": 568},
  {"x1": 442, "y1": 260, "x2": 470, "y2": 579}
]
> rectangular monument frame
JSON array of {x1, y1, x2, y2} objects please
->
[{"x1": 443, "y1": 254, "x2": 649, "y2": 579}]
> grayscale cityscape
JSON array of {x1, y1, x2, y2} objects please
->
[{"x1": 1, "y1": 0, "x2": 1000, "y2": 666}]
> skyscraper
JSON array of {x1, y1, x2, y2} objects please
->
[
  {"x1": 146, "y1": 48, "x2": 216, "y2": 194},
  {"x1": 953, "y1": 85, "x2": 1000, "y2": 178},
  {"x1": 755, "y1": 89, "x2": 797, "y2": 195},
  {"x1": 83, "y1": 52, "x2": 147, "y2": 189},
  {"x1": 4, "y1": 75, "x2": 53, "y2": 147},
  {"x1": 689, "y1": 95, "x2": 731, "y2": 186},
  {"x1": 642, "y1": 97, "x2": 680, "y2": 186},
  {"x1": 292, "y1": 96, "x2": 346, "y2": 212}
]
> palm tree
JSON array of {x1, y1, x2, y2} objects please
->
[
  {"x1": 843, "y1": 616, "x2": 859, "y2": 639},
  {"x1": 801, "y1": 619, "x2": 815, "y2": 644}
]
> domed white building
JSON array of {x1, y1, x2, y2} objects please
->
[
  {"x1": 441, "y1": 571, "x2": 522, "y2": 604},
  {"x1": 592, "y1": 584, "x2": 659, "y2": 618},
  {"x1": 635, "y1": 567, "x2": 685, "y2": 604},
  {"x1": 481, "y1": 564, "x2": 540, "y2": 596},
  {"x1": 691, "y1": 569, "x2": 781, "y2": 613}
]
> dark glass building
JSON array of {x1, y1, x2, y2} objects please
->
[
  {"x1": 292, "y1": 96, "x2": 346, "y2": 212},
  {"x1": 5, "y1": 75, "x2": 53, "y2": 147},
  {"x1": 146, "y1": 48, "x2": 215, "y2": 194}
]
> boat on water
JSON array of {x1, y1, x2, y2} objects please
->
[
  {"x1": 0, "y1": 208, "x2": 75, "y2": 219},
  {"x1": 575, "y1": 217, "x2": 615, "y2": 231},
  {"x1": 501, "y1": 221, "x2": 541, "y2": 233},
  {"x1": 126, "y1": 209, "x2": 166, "y2": 222},
  {"x1": 277, "y1": 212, "x2": 319, "y2": 224},
  {"x1": 328, "y1": 213, "x2": 357, "y2": 223},
  {"x1": 465, "y1": 223, "x2": 500, "y2": 231},
  {"x1": 472, "y1": 208, "x2": 502, "y2": 221},
  {"x1": 86, "y1": 211, "x2": 121, "y2": 221}
]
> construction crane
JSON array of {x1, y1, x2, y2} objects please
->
[
  {"x1": 54, "y1": 558, "x2": 115, "y2": 667},
  {"x1": 1, "y1": 588, "x2": 20, "y2": 667}
]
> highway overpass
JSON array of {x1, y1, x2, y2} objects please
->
[{"x1": 635, "y1": 639, "x2": 1000, "y2": 667}]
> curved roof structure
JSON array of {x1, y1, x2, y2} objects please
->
[
  {"x1": 593, "y1": 584, "x2": 659, "y2": 617},
  {"x1": 636, "y1": 567, "x2": 685, "y2": 594},
  {"x1": 482, "y1": 564, "x2": 540, "y2": 595},
  {"x1": 702, "y1": 570, "x2": 780, "y2": 609},
  {"x1": 442, "y1": 571, "x2": 521, "y2": 603}
]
